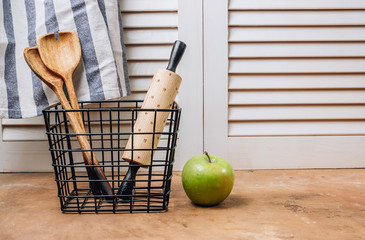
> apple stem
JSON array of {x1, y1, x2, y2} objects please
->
[{"x1": 204, "y1": 151, "x2": 211, "y2": 163}]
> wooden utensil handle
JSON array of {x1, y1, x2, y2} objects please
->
[
  {"x1": 64, "y1": 76, "x2": 85, "y2": 133},
  {"x1": 63, "y1": 77, "x2": 101, "y2": 194},
  {"x1": 55, "y1": 88, "x2": 114, "y2": 197}
]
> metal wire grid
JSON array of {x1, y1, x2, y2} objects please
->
[{"x1": 43, "y1": 100, "x2": 181, "y2": 213}]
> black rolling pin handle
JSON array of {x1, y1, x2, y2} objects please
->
[
  {"x1": 117, "y1": 162, "x2": 140, "y2": 200},
  {"x1": 166, "y1": 40, "x2": 186, "y2": 73}
]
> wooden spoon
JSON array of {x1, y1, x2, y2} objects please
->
[
  {"x1": 36, "y1": 31, "x2": 83, "y2": 126},
  {"x1": 24, "y1": 47, "x2": 114, "y2": 199}
]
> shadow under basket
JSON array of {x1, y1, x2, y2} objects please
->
[{"x1": 43, "y1": 100, "x2": 181, "y2": 214}]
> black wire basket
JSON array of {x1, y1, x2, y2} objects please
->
[{"x1": 43, "y1": 100, "x2": 181, "y2": 213}]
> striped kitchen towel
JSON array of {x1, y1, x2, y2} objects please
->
[{"x1": 0, "y1": 0, "x2": 130, "y2": 119}]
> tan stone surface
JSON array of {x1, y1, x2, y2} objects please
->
[{"x1": 1, "y1": 170, "x2": 365, "y2": 240}]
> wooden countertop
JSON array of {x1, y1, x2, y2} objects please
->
[{"x1": 1, "y1": 169, "x2": 364, "y2": 240}]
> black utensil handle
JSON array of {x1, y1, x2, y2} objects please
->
[
  {"x1": 166, "y1": 40, "x2": 186, "y2": 72},
  {"x1": 93, "y1": 167, "x2": 115, "y2": 201},
  {"x1": 117, "y1": 162, "x2": 140, "y2": 200},
  {"x1": 86, "y1": 167, "x2": 102, "y2": 195}
]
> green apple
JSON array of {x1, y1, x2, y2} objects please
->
[{"x1": 182, "y1": 152, "x2": 234, "y2": 206}]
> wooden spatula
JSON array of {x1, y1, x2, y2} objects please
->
[
  {"x1": 36, "y1": 31, "x2": 83, "y2": 126},
  {"x1": 24, "y1": 47, "x2": 114, "y2": 199}
]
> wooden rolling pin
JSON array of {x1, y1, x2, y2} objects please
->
[{"x1": 118, "y1": 40, "x2": 186, "y2": 199}]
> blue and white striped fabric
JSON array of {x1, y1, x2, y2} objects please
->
[{"x1": 0, "y1": 0, "x2": 130, "y2": 119}]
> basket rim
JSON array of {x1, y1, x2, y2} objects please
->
[{"x1": 43, "y1": 100, "x2": 181, "y2": 113}]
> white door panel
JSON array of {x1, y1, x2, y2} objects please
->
[
  {"x1": 204, "y1": 0, "x2": 365, "y2": 169},
  {"x1": 229, "y1": 0, "x2": 365, "y2": 10}
]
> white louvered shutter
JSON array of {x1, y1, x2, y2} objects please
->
[
  {"x1": 204, "y1": 0, "x2": 365, "y2": 169},
  {"x1": 0, "y1": 0, "x2": 204, "y2": 172}
]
